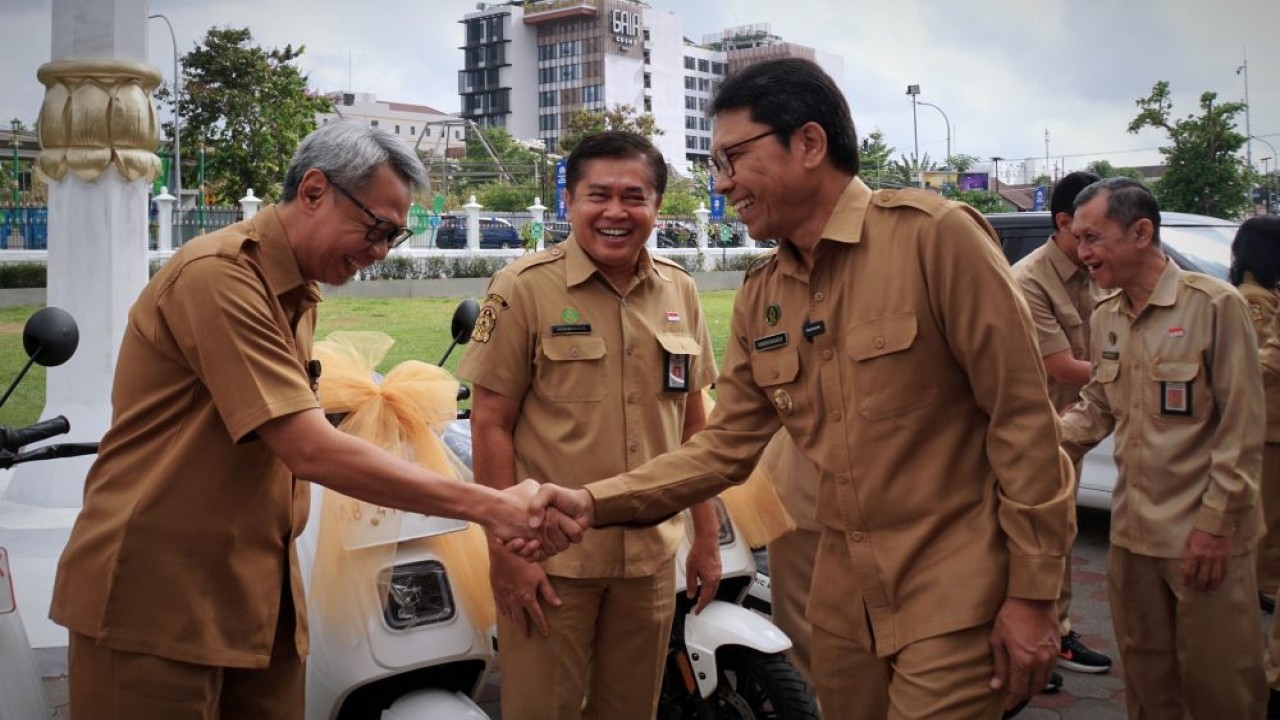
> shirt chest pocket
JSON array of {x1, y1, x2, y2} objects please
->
[
  {"x1": 1149, "y1": 359, "x2": 1208, "y2": 420},
  {"x1": 750, "y1": 347, "x2": 813, "y2": 434},
  {"x1": 848, "y1": 310, "x2": 938, "y2": 420},
  {"x1": 537, "y1": 335, "x2": 607, "y2": 403},
  {"x1": 655, "y1": 332, "x2": 702, "y2": 395}
]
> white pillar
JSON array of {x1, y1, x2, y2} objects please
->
[
  {"x1": 240, "y1": 188, "x2": 261, "y2": 220},
  {"x1": 527, "y1": 196, "x2": 547, "y2": 251},
  {"x1": 694, "y1": 204, "x2": 712, "y2": 271},
  {"x1": 464, "y1": 195, "x2": 482, "y2": 252},
  {"x1": 153, "y1": 186, "x2": 175, "y2": 252},
  {"x1": 1, "y1": 0, "x2": 160, "y2": 653}
]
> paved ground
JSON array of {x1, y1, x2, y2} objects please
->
[{"x1": 476, "y1": 506, "x2": 1132, "y2": 719}]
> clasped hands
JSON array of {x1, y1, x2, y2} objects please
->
[{"x1": 490, "y1": 479, "x2": 597, "y2": 559}]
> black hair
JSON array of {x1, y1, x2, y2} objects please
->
[
  {"x1": 1230, "y1": 216, "x2": 1280, "y2": 288},
  {"x1": 1050, "y1": 171, "x2": 1101, "y2": 219},
  {"x1": 1074, "y1": 177, "x2": 1161, "y2": 245},
  {"x1": 565, "y1": 130, "x2": 667, "y2": 198},
  {"x1": 709, "y1": 58, "x2": 858, "y2": 176}
]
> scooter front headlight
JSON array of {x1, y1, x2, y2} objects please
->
[{"x1": 379, "y1": 560, "x2": 456, "y2": 630}]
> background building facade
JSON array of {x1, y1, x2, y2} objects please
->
[
  {"x1": 316, "y1": 91, "x2": 468, "y2": 158},
  {"x1": 459, "y1": 1, "x2": 842, "y2": 174}
]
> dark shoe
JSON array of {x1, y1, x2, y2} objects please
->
[
  {"x1": 1002, "y1": 697, "x2": 1031, "y2": 719},
  {"x1": 1041, "y1": 670, "x2": 1064, "y2": 693},
  {"x1": 1059, "y1": 631, "x2": 1111, "y2": 673},
  {"x1": 1267, "y1": 688, "x2": 1280, "y2": 720},
  {"x1": 1262, "y1": 592, "x2": 1276, "y2": 614}
]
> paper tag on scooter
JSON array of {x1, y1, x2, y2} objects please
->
[{"x1": 0, "y1": 548, "x2": 15, "y2": 615}]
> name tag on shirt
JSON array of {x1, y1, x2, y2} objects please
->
[
  {"x1": 1160, "y1": 381, "x2": 1192, "y2": 416},
  {"x1": 754, "y1": 332, "x2": 789, "y2": 352},
  {"x1": 1101, "y1": 350, "x2": 1120, "y2": 360},
  {"x1": 664, "y1": 352, "x2": 689, "y2": 392},
  {"x1": 551, "y1": 324, "x2": 592, "y2": 335}
]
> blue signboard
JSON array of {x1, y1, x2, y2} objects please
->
[
  {"x1": 1033, "y1": 185, "x2": 1047, "y2": 211},
  {"x1": 709, "y1": 173, "x2": 725, "y2": 220},
  {"x1": 555, "y1": 159, "x2": 568, "y2": 220}
]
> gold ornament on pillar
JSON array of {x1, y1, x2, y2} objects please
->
[{"x1": 35, "y1": 59, "x2": 162, "y2": 183}]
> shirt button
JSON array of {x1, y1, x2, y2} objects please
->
[
  {"x1": 813, "y1": 291, "x2": 825, "y2": 302},
  {"x1": 873, "y1": 337, "x2": 886, "y2": 349},
  {"x1": 569, "y1": 347, "x2": 580, "y2": 358},
  {"x1": 851, "y1": 531, "x2": 864, "y2": 542},
  {"x1": 821, "y1": 349, "x2": 833, "y2": 361},
  {"x1": 627, "y1": 393, "x2": 637, "y2": 404},
  {"x1": 629, "y1": 442, "x2": 640, "y2": 453},
  {"x1": 626, "y1": 345, "x2": 635, "y2": 355}
]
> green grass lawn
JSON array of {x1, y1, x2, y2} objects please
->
[{"x1": 0, "y1": 290, "x2": 740, "y2": 429}]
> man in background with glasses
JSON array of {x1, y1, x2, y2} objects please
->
[
  {"x1": 50, "y1": 120, "x2": 558, "y2": 719},
  {"x1": 528, "y1": 58, "x2": 1075, "y2": 719}
]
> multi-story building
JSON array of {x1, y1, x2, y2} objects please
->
[
  {"x1": 458, "y1": 1, "x2": 842, "y2": 173},
  {"x1": 316, "y1": 91, "x2": 468, "y2": 158}
]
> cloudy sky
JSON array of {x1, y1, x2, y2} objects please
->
[{"x1": 4, "y1": 0, "x2": 1278, "y2": 179}]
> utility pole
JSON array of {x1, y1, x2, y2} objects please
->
[
  {"x1": 1044, "y1": 128, "x2": 1051, "y2": 182},
  {"x1": 1238, "y1": 49, "x2": 1252, "y2": 170},
  {"x1": 906, "y1": 84, "x2": 921, "y2": 187}
]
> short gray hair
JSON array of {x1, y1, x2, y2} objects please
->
[
  {"x1": 281, "y1": 120, "x2": 429, "y2": 201},
  {"x1": 1074, "y1": 177, "x2": 1161, "y2": 245}
]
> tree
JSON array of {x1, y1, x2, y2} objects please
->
[
  {"x1": 168, "y1": 27, "x2": 332, "y2": 203},
  {"x1": 1084, "y1": 159, "x2": 1144, "y2": 181},
  {"x1": 885, "y1": 153, "x2": 937, "y2": 187},
  {"x1": 943, "y1": 154, "x2": 981, "y2": 172},
  {"x1": 558, "y1": 104, "x2": 662, "y2": 155},
  {"x1": 1127, "y1": 81, "x2": 1255, "y2": 218},
  {"x1": 1031, "y1": 174, "x2": 1052, "y2": 187},
  {"x1": 859, "y1": 129, "x2": 895, "y2": 188}
]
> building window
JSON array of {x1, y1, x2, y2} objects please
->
[
  {"x1": 699, "y1": 117, "x2": 710, "y2": 131},
  {"x1": 700, "y1": 136, "x2": 711, "y2": 150},
  {"x1": 560, "y1": 64, "x2": 579, "y2": 81},
  {"x1": 712, "y1": 61, "x2": 726, "y2": 76},
  {"x1": 394, "y1": 125, "x2": 401, "y2": 134},
  {"x1": 684, "y1": 76, "x2": 696, "y2": 90},
  {"x1": 410, "y1": 126, "x2": 417, "y2": 136},
  {"x1": 685, "y1": 116, "x2": 698, "y2": 130},
  {"x1": 643, "y1": 73, "x2": 651, "y2": 89},
  {"x1": 685, "y1": 96, "x2": 698, "y2": 110},
  {"x1": 684, "y1": 56, "x2": 695, "y2": 70},
  {"x1": 370, "y1": 120, "x2": 379, "y2": 128},
  {"x1": 698, "y1": 59, "x2": 709, "y2": 72},
  {"x1": 643, "y1": 97, "x2": 651, "y2": 112},
  {"x1": 538, "y1": 67, "x2": 555, "y2": 84},
  {"x1": 539, "y1": 90, "x2": 557, "y2": 108},
  {"x1": 698, "y1": 78, "x2": 710, "y2": 92},
  {"x1": 698, "y1": 97, "x2": 708, "y2": 111},
  {"x1": 583, "y1": 84, "x2": 602, "y2": 103},
  {"x1": 540, "y1": 114, "x2": 558, "y2": 131},
  {"x1": 538, "y1": 44, "x2": 555, "y2": 61},
  {"x1": 686, "y1": 135, "x2": 698, "y2": 149}
]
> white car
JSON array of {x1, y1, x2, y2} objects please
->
[{"x1": 988, "y1": 211, "x2": 1240, "y2": 510}]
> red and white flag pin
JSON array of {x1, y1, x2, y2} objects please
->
[
  {"x1": 666, "y1": 310, "x2": 681, "y2": 323},
  {"x1": 1168, "y1": 326, "x2": 1185, "y2": 337}
]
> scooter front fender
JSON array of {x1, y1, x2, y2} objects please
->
[
  {"x1": 684, "y1": 600, "x2": 792, "y2": 699},
  {"x1": 383, "y1": 689, "x2": 489, "y2": 719}
]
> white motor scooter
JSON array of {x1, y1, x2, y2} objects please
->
[
  {"x1": 298, "y1": 301, "x2": 497, "y2": 720},
  {"x1": 0, "y1": 308, "x2": 98, "y2": 720}
]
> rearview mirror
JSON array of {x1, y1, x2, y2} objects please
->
[{"x1": 23, "y1": 306, "x2": 79, "y2": 367}]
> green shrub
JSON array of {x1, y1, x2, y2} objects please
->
[
  {"x1": 0, "y1": 262, "x2": 47, "y2": 288},
  {"x1": 354, "y1": 255, "x2": 511, "y2": 281},
  {"x1": 714, "y1": 253, "x2": 763, "y2": 272}
]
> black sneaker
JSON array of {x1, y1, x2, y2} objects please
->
[
  {"x1": 1059, "y1": 631, "x2": 1111, "y2": 673},
  {"x1": 1042, "y1": 670, "x2": 1064, "y2": 693},
  {"x1": 1262, "y1": 592, "x2": 1276, "y2": 614}
]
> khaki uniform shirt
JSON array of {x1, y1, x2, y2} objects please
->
[
  {"x1": 51, "y1": 206, "x2": 321, "y2": 668},
  {"x1": 588, "y1": 178, "x2": 1074, "y2": 655},
  {"x1": 1012, "y1": 238, "x2": 1108, "y2": 411},
  {"x1": 458, "y1": 237, "x2": 716, "y2": 578},
  {"x1": 1238, "y1": 275, "x2": 1280, "y2": 441},
  {"x1": 1061, "y1": 259, "x2": 1263, "y2": 557}
]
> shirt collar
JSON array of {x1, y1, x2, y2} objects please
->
[
  {"x1": 563, "y1": 234, "x2": 663, "y2": 288},
  {"x1": 248, "y1": 205, "x2": 322, "y2": 306},
  {"x1": 1045, "y1": 236, "x2": 1087, "y2": 283},
  {"x1": 775, "y1": 176, "x2": 869, "y2": 276},
  {"x1": 1147, "y1": 256, "x2": 1181, "y2": 308}
]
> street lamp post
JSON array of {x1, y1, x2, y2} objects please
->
[
  {"x1": 917, "y1": 100, "x2": 951, "y2": 164},
  {"x1": 9, "y1": 118, "x2": 19, "y2": 208},
  {"x1": 1263, "y1": 157, "x2": 1273, "y2": 214},
  {"x1": 906, "y1": 84, "x2": 920, "y2": 187},
  {"x1": 1237, "y1": 52, "x2": 1252, "y2": 170},
  {"x1": 990, "y1": 156, "x2": 1003, "y2": 198},
  {"x1": 149, "y1": 13, "x2": 181, "y2": 230}
]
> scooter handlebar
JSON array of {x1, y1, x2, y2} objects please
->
[{"x1": 0, "y1": 415, "x2": 70, "y2": 452}]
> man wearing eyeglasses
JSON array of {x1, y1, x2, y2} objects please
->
[
  {"x1": 527, "y1": 59, "x2": 1075, "y2": 719},
  {"x1": 50, "y1": 121, "x2": 562, "y2": 720}
]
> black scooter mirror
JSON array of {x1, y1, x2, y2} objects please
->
[
  {"x1": 23, "y1": 306, "x2": 79, "y2": 367},
  {"x1": 439, "y1": 299, "x2": 482, "y2": 366}
]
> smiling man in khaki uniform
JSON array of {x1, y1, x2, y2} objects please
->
[
  {"x1": 1060, "y1": 177, "x2": 1266, "y2": 718},
  {"x1": 1010, "y1": 170, "x2": 1113, "y2": 677},
  {"x1": 50, "y1": 122, "x2": 548, "y2": 720},
  {"x1": 526, "y1": 59, "x2": 1075, "y2": 719},
  {"x1": 460, "y1": 131, "x2": 722, "y2": 720}
]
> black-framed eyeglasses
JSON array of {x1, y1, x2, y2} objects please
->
[
  {"x1": 709, "y1": 129, "x2": 783, "y2": 179},
  {"x1": 326, "y1": 175, "x2": 414, "y2": 248}
]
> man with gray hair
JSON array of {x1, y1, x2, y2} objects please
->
[
  {"x1": 1061, "y1": 177, "x2": 1266, "y2": 717},
  {"x1": 50, "y1": 121, "x2": 554, "y2": 719}
]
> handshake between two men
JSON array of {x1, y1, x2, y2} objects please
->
[{"x1": 487, "y1": 479, "x2": 599, "y2": 559}]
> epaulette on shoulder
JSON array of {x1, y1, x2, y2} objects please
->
[
  {"x1": 652, "y1": 253, "x2": 692, "y2": 275},
  {"x1": 743, "y1": 250, "x2": 777, "y2": 282},
  {"x1": 871, "y1": 188, "x2": 951, "y2": 216},
  {"x1": 505, "y1": 245, "x2": 566, "y2": 276},
  {"x1": 1181, "y1": 270, "x2": 1234, "y2": 298}
]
